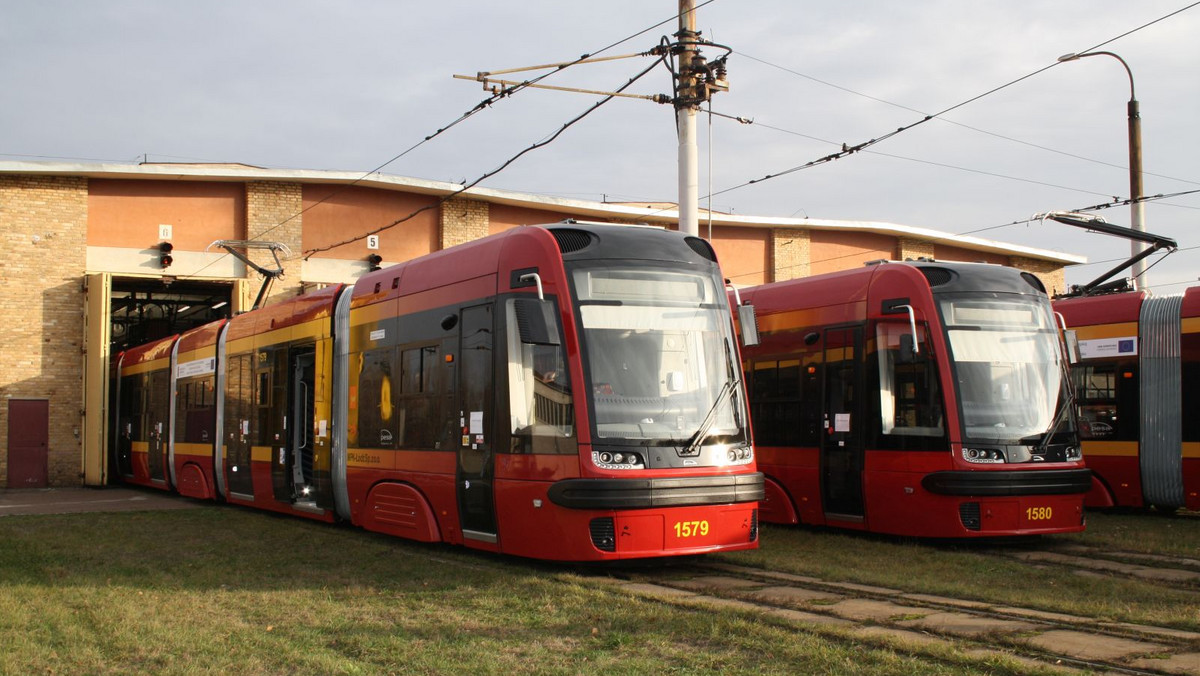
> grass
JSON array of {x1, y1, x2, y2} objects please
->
[
  {"x1": 0, "y1": 507, "x2": 1058, "y2": 676},
  {"x1": 719, "y1": 512, "x2": 1200, "y2": 632},
  {"x1": 1059, "y1": 508, "x2": 1200, "y2": 558}
]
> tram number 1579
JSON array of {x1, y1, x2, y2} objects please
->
[
  {"x1": 1025, "y1": 506, "x2": 1053, "y2": 521},
  {"x1": 673, "y1": 520, "x2": 710, "y2": 538}
]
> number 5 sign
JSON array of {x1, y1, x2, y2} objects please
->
[{"x1": 366, "y1": 235, "x2": 380, "y2": 250}]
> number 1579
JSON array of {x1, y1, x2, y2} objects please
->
[{"x1": 673, "y1": 520, "x2": 709, "y2": 538}]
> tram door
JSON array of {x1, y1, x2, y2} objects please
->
[
  {"x1": 457, "y1": 304, "x2": 497, "y2": 540},
  {"x1": 821, "y1": 326, "x2": 865, "y2": 518},
  {"x1": 288, "y1": 348, "x2": 316, "y2": 501},
  {"x1": 146, "y1": 369, "x2": 171, "y2": 484}
]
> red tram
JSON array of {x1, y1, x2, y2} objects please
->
[
  {"x1": 1053, "y1": 288, "x2": 1200, "y2": 511},
  {"x1": 734, "y1": 260, "x2": 1090, "y2": 537},
  {"x1": 113, "y1": 223, "x2": 763, "y2": 561}
]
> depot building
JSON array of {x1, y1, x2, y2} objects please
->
[{"x1": 0, "y1": 160, "x2": 1083, "y2": 488}]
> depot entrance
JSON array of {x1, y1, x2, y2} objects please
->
[{"x1": 81, "y1": 274, "x2": 251, "y2": 487}]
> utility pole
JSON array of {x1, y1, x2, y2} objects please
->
[{"x1": 676, "y1": 0, "x2": 700, "y2": 237}]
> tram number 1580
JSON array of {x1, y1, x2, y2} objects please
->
[
  {"x1": 673, "y1": 520, "x2": 710, "y2": 538},
  {"x1": 1025, "y1": 506, "x2": 1053, "y2": 521}
]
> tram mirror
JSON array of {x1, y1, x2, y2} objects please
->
[
  {"x1": 898, "y1": 334, "x2": 917, "y2": 364},
  {"x1": 1063, "y1": 329, "x2": 1080, "y2": 365},
  {"x1": 514, "y1": 297, "x2": 561, "y2": 346},
  {"x1": 738, "y1": 304, "x2": 760, "y2": 346}
]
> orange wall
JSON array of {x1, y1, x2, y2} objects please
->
[
  {"x1": 301, "y1": 185, "x2": 438, "y2": 261},
  {"x1": 488, "y1": 204, "x2": 578, "y2": 235},
  {"x1": 710, "y1": 225, "x2": 768, "y2": 286},
  {"x1": 934, "y1": 243, "x2": 1009, "y2": 265},
  {"x1": 88, "y1": 180, "x2": 244, "y2": 250},
  {"x1": 810, "y1": 230, "x2": 895, "y2": 276}
]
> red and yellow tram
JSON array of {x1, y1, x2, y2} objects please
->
[
  {"x1": 734, "y1": 260, "x2": 1090, "y2": 537},
  {"x1": 114, "y1": 223, "x2": 763, "y2": 561},
  {"x1": 1053, "y1": 288, "x2": 1200, "y2": 511}
]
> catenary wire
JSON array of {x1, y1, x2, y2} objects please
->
[
  {"x1": 710, "y1": 1, "x2": 1200, "y2": 199},
  {"x1": 171, "y1": 3, "x2": 713, "y2": 281},
  {"x1": 301, "y1": 55, "x2": 669, "y2": 258},
  {"x1": 733, "y1": 51, "x2": 1200, "y2": 189}
]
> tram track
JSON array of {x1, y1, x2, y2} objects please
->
[
  {"x1": 980, "y1": 541, "x2": 1200, "y2": 591},
  {"x1": 604, "y1": 560, "x2": 1200, "y2": 676}
]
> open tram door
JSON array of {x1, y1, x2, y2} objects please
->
[
  {"x1": 456, "y1": 303, "x2": 497, "y2": 542},
  {"x1": 821, "y1": 326, "x2": 865, "y2": 520},
  {"x1": 286, "y1": 346, "x2": 317, "y2": 505}
]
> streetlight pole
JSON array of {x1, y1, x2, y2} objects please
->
[{"x1": 1057, "y1": 51, "x2": 1147, "y2": 290}]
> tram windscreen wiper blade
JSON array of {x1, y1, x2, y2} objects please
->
[
  {"x1": 683, "y1": 377, "x2": 738, "y2": 456},
  {"x1": 1035, "y1": 388, "x2": 1074, "y2": 455}
]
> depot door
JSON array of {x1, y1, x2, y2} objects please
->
[
  {"x1": 7, "y1": 400, "x2": 49, "y2": 488},
  {"x1": 456, "y1": 304, "x2": 496, "y2": 540},
  {"x1": 820, "y1": 327, "x2": 865, "y2": 518}
]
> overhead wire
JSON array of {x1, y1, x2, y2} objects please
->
[
  {"x1": 734, "y1": 51, "x2": 1200, "y2": 189},
  {"x1": 301, "y1": 53, "x2": 670, "y2": 258},
  {"x1": 173, "y1": 2, "x2": 714, "y2": 280},
  {"x1": 710, "y1": 1, "x2": 1200, "y2": 199}
]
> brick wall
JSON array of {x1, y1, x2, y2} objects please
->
[
  {"x1": 0, "y1": 175, "x2": 89, "y2": 486},
  {"x1": 246, "y1": 181, "x2": 303, "y2": 299},
  {"x1": 770, "y1": 228, "x2": 810, "y2": 282},
  {"x1": 897, "y1": 237, "x2": 936, "y2": 261},
  {"x1": 440, "y1": 197, "x2": 489, "y2": 249}
]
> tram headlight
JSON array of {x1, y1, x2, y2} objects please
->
[
  {"x1": 592, "y1": 450, "x2": 644, "y2": 470},
  {"x1": 962, "y1": 448, "x2": 1005, "y2": 464},
  {"x1": 1065, "y1": 446, "x2": 1083, "y2": 461}
]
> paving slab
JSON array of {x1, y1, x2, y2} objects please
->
[
  {"x1": 899, "y1": 611, "x2": 1039, "y2": 638},
  {"x1": 1129, "y1": 652, "x2": 1200, "y2": 675},
  {"x1": 1012, "y1": 551, "x2": 1200, "y2": 584},
  {"x1": 614, "y1": 582, "x2": 698, "y2": 600},
  {"x1": 825, "y1": 598, "x2": 930, "y2": 623},
  {"x1": 748, "y1": 585, "x2": 842, "y2": 605},
  {"x1": 855, "y1": 625, "x2": 950, "y2": 648},
  {"x1": 761, "y1": 606, "x2": 854, "y2": 627},
  {"x1": 1023, "y1": 629, "x2": 1168, "y2": 662},
  {"x1": 672, "y1": 575, "x2": 764, "y2": 592}
]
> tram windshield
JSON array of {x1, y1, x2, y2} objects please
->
[
  {"x1": 571, "y1": 265, "x2": 747, "y2": 447},
  {"x1": 939, "y1": 295, "x2": 1068, "y2": 444}
]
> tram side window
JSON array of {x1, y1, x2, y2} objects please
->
[
  {"x1": 505, "y1": 299, "x2": 576, "y2": 455},
  {"x1": 874, "y1": 322, "x2": 944, "y2": 447},
  {"x1": 397, "y1": 344, "x2": 443, "y2": 450},
  {"x1": 1074, "y1": 362, "x2": 1137, "y2": 441},
  {"x1": 177, "y1": 378, "x2": 216, "y2": 444},
  {"x1": 357, "y1": 348, "x2": 397, "y2": 449},
  {"x1": 748, "y1": 359, "x2": 818, "y2": 447}
]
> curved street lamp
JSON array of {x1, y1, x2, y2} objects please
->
[{"x1": 1057, "y1": 51, "x2": 1147, "y2": 290}]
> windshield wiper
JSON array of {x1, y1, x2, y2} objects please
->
[{"x1": 682, "y1": 377, "x2": 738, "y2": 456}]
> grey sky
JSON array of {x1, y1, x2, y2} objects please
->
[{"x1": 3, "y1": 1, "x2": 1198, "y2": 293}]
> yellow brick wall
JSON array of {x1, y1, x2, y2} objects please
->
[
  {"x1": 246, "y1": 181, "x2": 304, "y2": 300},
  {"x1": 897, "y1": 237, "x2": 936, "y2": 261},
  {"x1": 440, "y1": 197, "x2": 489, "y2": 249},
  {"x1": 0, "y1": 175, "x2": 89, "y2": 486},
  {"x1": 770, "y1": 228, "x2": 810, "y2": 282}
]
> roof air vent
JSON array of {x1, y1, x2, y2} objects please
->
[
  {"x1": 1020, "y1": 272, "x2": 1047, "y2": 293},
  {"x1": 684, "y1": 236, "x2": 717, "y2": 262},
  {"x1": 920, "y1": 267, "x2": 954, "y2": 287},
  {"x1": 550, "y1": 229, "x2": 594, "y2": 254}
]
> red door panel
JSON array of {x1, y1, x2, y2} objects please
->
[{"x1": 7, "y1": 400, "x2": 49, "y2": 488}]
